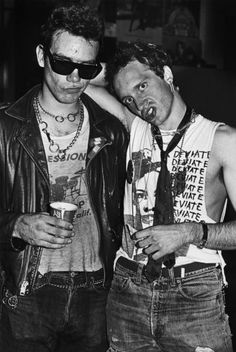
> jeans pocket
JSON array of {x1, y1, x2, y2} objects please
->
[
  {"x1": 110, "y1": 273, "x2": 131, "y2": 293},
  {"x1": 178, "y1": 270, "x2": 221, "y2": 302}
]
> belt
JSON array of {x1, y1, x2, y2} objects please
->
[
  {"x1": 35, "y1": 269, "x2": 104, "y2": 289},
  {"x1": 117, "y1": 256, "x2": 216, "y2": 281}
]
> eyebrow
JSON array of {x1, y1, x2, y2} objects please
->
[{"x1": 51, "y1": 52, "x2": 96, "y2": 64}]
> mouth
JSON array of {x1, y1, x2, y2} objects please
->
[
  {"x1": 65, "y1": 87, "x2": 83, "y2": 93},
  {"x1": 142, "y1": 106, "x2": 156, "y2": 122}
]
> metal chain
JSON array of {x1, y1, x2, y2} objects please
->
[
  {"x1": 37, "y1": 95, "x2": 80, "y2": 122},
  {"x1": 33, "y1": 95, "x2": 84, "y2": 159}
]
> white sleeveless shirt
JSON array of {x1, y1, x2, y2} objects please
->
[{"x1": 119, "y1": 114, "x2": 225, "y2": 267}]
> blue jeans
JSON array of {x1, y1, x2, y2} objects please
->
[
  {"x1": 0, "y1": 270, "x2": 109, "y2": 352},
  {"x1": 107, "y1": 258, "x2": 233, "y2": 352}
]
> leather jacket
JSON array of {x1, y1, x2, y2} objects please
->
[{"x1": 0, "y1": 85, "x2": 128, "y2": 295}]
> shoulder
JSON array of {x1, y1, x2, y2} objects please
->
[
  {"x1": 212, "y1": 123, "x2": 236, "y2": 165},
  {"x1": 214, "y1": 123, "x2": 236, "y2": 145},
  {"x1": 85, "y1": 85, "x2": 134, "y2": 131}
]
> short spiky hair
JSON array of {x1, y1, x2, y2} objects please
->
[
  {"x1": 106, "y1": 41, "x2": 172, "y2": 95},
  {"x1": 40, "y1": 2, "x2": 104, "y2": 51}
]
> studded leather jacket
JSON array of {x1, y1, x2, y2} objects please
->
[{"x1": 0, "y1": 85, "x2": 128, "y2": 295}]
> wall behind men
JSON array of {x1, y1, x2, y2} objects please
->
[{"x1": 173, "y1": 65, "x2": 236, "y2": 127}]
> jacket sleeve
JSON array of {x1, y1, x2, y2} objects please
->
[
  {"x1": 0, "y1": 109, "x2": 27, "y2": 252},
  {"x1": 0, "y1": 212, "x2": 27, "y2": 252}
]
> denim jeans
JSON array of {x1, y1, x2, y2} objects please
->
[
  {"x1": 0, "y1": 270, "x2": 109, "y2": 352},
  {"x1": 107, "y1": 259, "x2": 233, "y2": 352}
]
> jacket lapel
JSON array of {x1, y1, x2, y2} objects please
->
[{"x1": 6, "y1": 85, "x2": 49, "y2": 185}]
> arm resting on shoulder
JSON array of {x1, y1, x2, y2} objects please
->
[{"x1": 87, "y1": 62, "x2": 135, "y2": 131}]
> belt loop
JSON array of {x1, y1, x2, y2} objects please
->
[
  {"x1": 136, "y1": 263, "x2": 143, "y2": 284},
  {"x1": 168, "y1": 267, "x2": 176, "y2": 287}
]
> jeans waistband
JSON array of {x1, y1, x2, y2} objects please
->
[
  {"x1": 34, "y1": 269, "x2": 104, "y2": 289},
  {"x1": 117, "y1": 256, "x2": 216, "y2": 281}
]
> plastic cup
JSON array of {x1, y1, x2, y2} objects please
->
[{"x1": 50, "y1": 202, "x2": 77, "y2": 223}]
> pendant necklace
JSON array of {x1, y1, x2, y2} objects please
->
[{"x1": 33, "y1": 95, "x2": 84, "y2": 160}]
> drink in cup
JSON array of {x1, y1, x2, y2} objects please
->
[{"x1": 50, "y1": 202, "x2": 77, "y2": 223}]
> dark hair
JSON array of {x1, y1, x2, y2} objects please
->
[
  {"x1": 40, "y1": 2, "x2": 104, "y2": 51},
  {"x1": 106, "y1": 41, "x2": 172, "y2": 95}
]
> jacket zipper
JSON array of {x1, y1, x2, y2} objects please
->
[
  {"x1": 19, "y1": 246, "x2": 31, "y2": 295},
  {"x1": 17, "y1": 135, "x2": 49, "y2": 295}
]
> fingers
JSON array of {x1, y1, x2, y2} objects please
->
[
  {"x1": 38, "y1": 233, "x2": 73, "y2": 249},
  {"x1": 45, "y1": 222, "x2": 74, "y2": 239},
  {"x1": 15, "y1": 213, "x2": 75, "y2": 248},
  {"x1": 45, "y1": 215, "x2": 74, "y2": 231},
  {"x1": 136, "y1": 238, "x2": 162, "y2": 256},
  {"x1": 133, "y1": 228, "x2": 166, "y2": 260},
  {"x1": 131, "y1": 228, "x2": 149, "y2": 241}
]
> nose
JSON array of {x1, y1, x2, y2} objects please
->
[
  {"x1": 124, "y1": 96, "x2": 141, "y2": 115},
  {"x1": 130, "y1": 98, "x2": 144, "y2": 117},
  {"x1": 66, "y1": 69, "x2": 81, "y2": 83},
  {"x1": 136, "y1": 98, "x2": 145, "y2": 112}
]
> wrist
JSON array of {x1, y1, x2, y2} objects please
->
[
  {"x1": 191, "y1": 222, "x2": 208, "y2": 248},
  {"x1": 198, "y1": 222, "x2": 208, "y2": 249},
  {"x1": 11, "y1": 215, "x2": 27, "y2": 251}
]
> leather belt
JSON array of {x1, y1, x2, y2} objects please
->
[
  {"x1": 35, "y1": 268, "x2": 104, "y2": 289},
  {"x1": 117, "y1": 256, "x2": 216, "y2": 281}
]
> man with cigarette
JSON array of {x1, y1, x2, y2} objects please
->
[{"x1": 0, "y1": 3, "x2": 128, "y2": 351}]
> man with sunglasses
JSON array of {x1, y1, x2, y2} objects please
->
[{"x1": 0, "y1": 3, "x2": 128, "y2": 351}]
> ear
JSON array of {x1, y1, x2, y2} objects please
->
[
  {"x1": 163, "y1": 65, "x2": 173, "y2": 85},
  {"x1": 36, "y1": 44, "x2": 45, "y2": 68}
]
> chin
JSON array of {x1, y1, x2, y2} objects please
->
[
  {"x1": 58, "y1": 95, "x2": 80, "y2": 104},
  {"x1": 143, "y1": 116, "x2": 157, "y2": 126}
]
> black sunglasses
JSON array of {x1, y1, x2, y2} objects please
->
[{"x1": 45, "y1": 49, "x2": 102, "y2": 79}]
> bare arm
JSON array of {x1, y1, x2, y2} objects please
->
[
  {"x1": 87, "y1": 62, "x2": 135, "y2": 131},
  {"x1": 86, "y1": 85, "x2": 134, "y2": 131}
]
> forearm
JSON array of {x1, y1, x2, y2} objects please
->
[
  {"x1": 134, "y1": 221, "x2": 236, "y2": 261},
  {"x1": 85, "y1": 85, "x2": 134, "y2": 131},
  {"x1": 191, "y1": 221, "x2": 236, "y2": 250}
]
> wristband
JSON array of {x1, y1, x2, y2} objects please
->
[{"x1": 198, "y1": 222, "x2": 208, "y2": 249}]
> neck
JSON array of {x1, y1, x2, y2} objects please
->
[
  {"x1": 161, "y1": 91, "x2": 187, "y2": 131},
  {"x1": 36, "y1": 91, "x2": 84, "y2": 136},
  {"x1": 39, "y1": 90, "x2": 81, "y2": 116}
]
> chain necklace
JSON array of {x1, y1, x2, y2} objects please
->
[
  {"x1": 36, "y1": 95, "x2": 80, "y2": 122},
  {"x1": 33, "y1": 96, "x2": 84, "y2": 160},
  {"x1": 152, "y1": 110, "x2": 196, "y2": 137}
]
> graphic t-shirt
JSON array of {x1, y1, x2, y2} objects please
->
[
  {"x1": 120, "y1": 114, "x2": 225, "y2": 266},
  {"x1": 38, "y1": 115, "x2": 102, "y2": 274}
]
